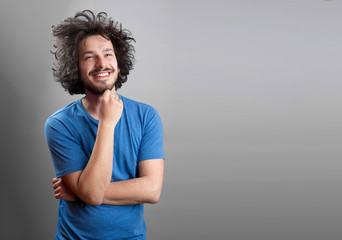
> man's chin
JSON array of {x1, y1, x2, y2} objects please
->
[{"x1": 85, "y1": 85, "x2": 115, "y2": 95}]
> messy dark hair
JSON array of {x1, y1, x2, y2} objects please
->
[{"x1": 51, "y1": 10, "x2": 135, "y2": 94}]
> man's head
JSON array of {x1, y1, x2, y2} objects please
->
[
  {"x1": 78, "y1": 34, "x2": 119, "y2": 95},
  {"x1": 52, "y1": 10, "x2": 135, "y2": 95}
]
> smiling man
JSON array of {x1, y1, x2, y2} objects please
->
[{"x1": 45, "y1": 10, "x2": 164, "y2": 240}]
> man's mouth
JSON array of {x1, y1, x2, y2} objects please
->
[
  {"x1": 94, "y1": 72, "x2": 110, "y2": 77},
  {"x1": 90, "y1": 68, "x2": 114, "y2": 79}
]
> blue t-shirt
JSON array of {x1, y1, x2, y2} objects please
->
[{"x1": 45, "y1": 95, "x2": 164, "y2": 240}]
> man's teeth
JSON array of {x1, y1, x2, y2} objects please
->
[{"x1": 96, "y1": 72, "x2": 109, "y2": 77}]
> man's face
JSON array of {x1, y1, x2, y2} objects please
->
[{"x1": 78, "y1": 34, "x2": 120, "y2": 95}]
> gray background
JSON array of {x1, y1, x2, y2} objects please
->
[{"x1": 1, "y1": 0, "x2": 341, "y2": 239}]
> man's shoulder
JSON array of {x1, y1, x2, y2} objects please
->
[
  {"x1": 120, "y1": 95, "x2": 158, "y2": 115},
  {"x1": 45, "y1": 99, "x2": 82, "y2": 127},
  {"x1": 119, "y1": 95, "x2": 162, "y2": 131}
]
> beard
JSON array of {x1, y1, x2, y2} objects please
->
[
  {"x1": 83, "y1": 80, "x2": 115, "y2": 95},
  {"x1": 83, "y1": 68, "x2": 116, "y2": 95}
]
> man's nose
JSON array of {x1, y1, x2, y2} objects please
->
[{"x1": 95, "y1": 56, "x2": 105, "y2": 69}]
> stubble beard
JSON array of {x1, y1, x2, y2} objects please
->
[
  {"x1": 84, "y1": 80, "x2": 116, "y2": 95},
  {"x1": 83, "y1": 68, "x2": 116, "y2": 95}
]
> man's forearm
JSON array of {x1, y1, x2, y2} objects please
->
[
  {"x1": 102, "y1": 177, "x2": 161, "y2": 205},
  {"x1": 54, "y1": 175, "x2": 159, "y2": 205},
  {"x1": 75, "y1": 121, "x2": 115, "y2": 204},
  {"x1": 102, "y1": 159, "x2": 164, "y2": 205}
]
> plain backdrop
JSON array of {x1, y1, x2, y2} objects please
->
[{"x1": 1, "y1": 0, "x2": 342, "y2": 239}]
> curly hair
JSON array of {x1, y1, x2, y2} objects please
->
[{"x1": 51, "y1": 10, "x2": 135, "y2": 94}]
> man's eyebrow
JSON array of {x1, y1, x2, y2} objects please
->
[
  {"x1": 81, "y1": 50, "x2": 95, "y2": 56},
  {"x1": 103, "y1": 48, "x2": 114, "y2": 53},
  {"x1": 81, "y1": 49, "x2": 114, "y2": 56}
]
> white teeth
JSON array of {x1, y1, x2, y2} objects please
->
[{"x1": 96, "y1": 72, "x2": 109, "y2": 77}]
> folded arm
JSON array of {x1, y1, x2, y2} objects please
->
[
  {"x1": 53, "y1": 158, "x2": 164, "y2": 205},
  {"x1": 103, "y1": 158, "x2": 164, "y2": 205}
]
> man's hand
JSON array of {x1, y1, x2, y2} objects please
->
[
  {"x1": 99, "y1": 90, "x2": 123, "y2": 125},
  {"x1": 52, "y1": 177, "x2": 76, "y2": 201}
]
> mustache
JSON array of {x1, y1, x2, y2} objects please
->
[{"x1": 89, "y1": 68, "x2": 115, "y2": 75}]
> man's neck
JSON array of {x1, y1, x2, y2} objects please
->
[{"x1": 81, "y1": 91, "x2": 103, "y2": 120}]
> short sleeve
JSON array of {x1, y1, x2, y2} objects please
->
[
  {"x1": 138, "y1": 107, "x2": 165, "y2": 161},
  {"x1": 45, "y1": 117, "x2": 88, "y2": 178}
]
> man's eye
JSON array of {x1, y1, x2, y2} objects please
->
[
  {"x1": 85, "y1": 56, "x2": 94, "y2": 60},
  {"x1": 105, "y1": 53, "x2": 113, "y2": 57}
]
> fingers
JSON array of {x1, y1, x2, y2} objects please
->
[
  {"x1": 104, "y1": 89, "x2": 119, "y2": 101},
  {"x1": 52, "y1": 177, "x2": 76, "y2": 201},
  {"x1": 99, "y1": 90, "x2": 123, "y2": 124},
  {"x1": 55, "y1": 192, "x2": 61, "y2": 199},
  {"x1": 102, "y1": 89, "x2": 111, "y2": 98},
  {"x1": 55, "y1": 186, "x2": 61, "y2": 194},
  {"x1": 52, "y1": 177, "x2": 61, "y2": 184},
  {"x1": 52, "y1": 178, "x2": 62, "y2": 189},
  {"x1": 101, "y1": 90, "x2": 118, "y2": 107},
  {"x1": 54, "y1": 186, "x2": 61, "y2": 199}
]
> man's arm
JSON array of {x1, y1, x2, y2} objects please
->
[
  {"x1": 53, "y1": 158, "x2": 164, "y2": 205},
  {"x1": 61, "y1": 91, "x2": 123, "y2": 206},
  {"x1": 103, "y1": 158, "x2": 164, "y2": 205}
]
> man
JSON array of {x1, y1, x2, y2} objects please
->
[{"x1": 45, "y1": 10, "x2": 164, "y2": 240}]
